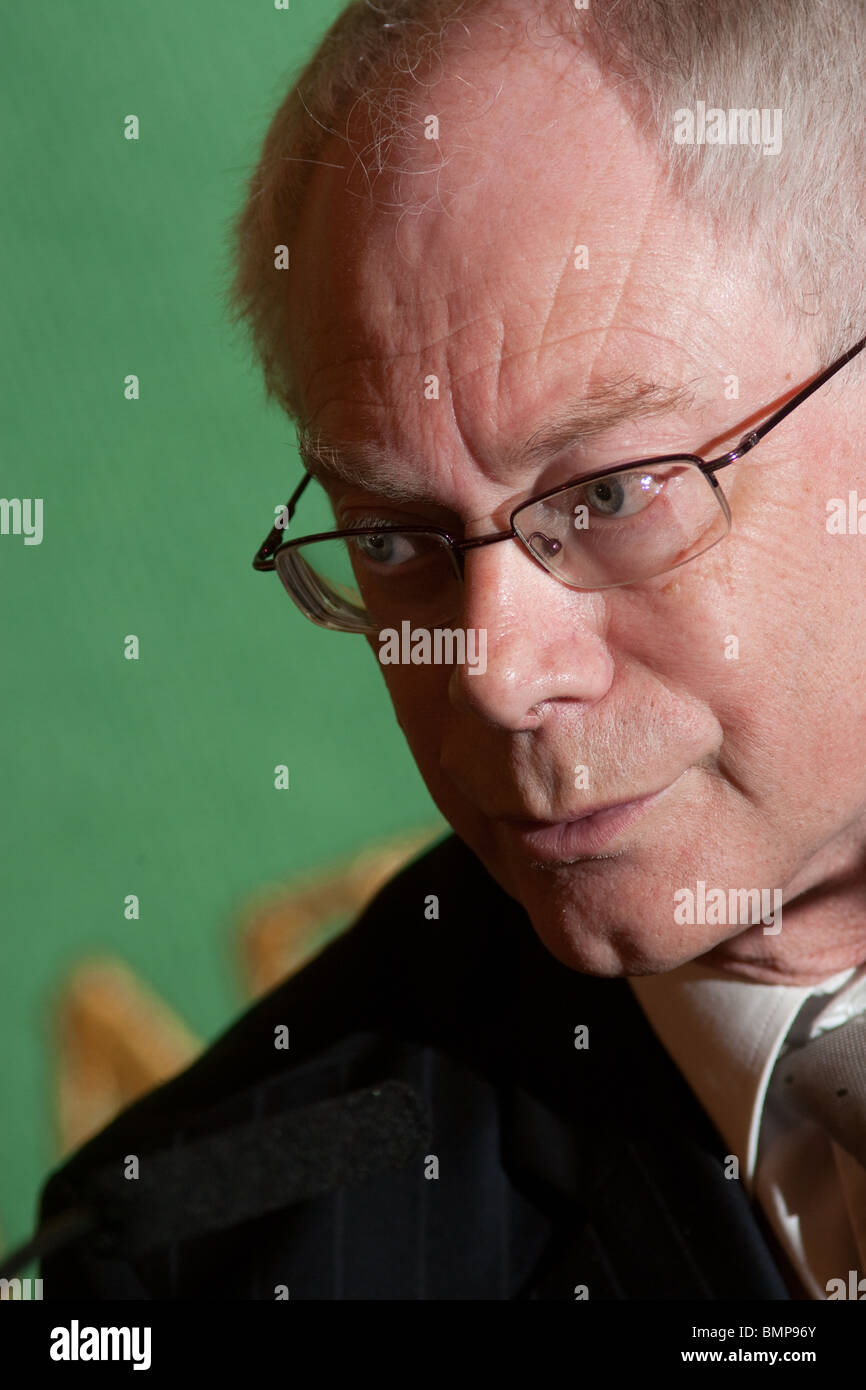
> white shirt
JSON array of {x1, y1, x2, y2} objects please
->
[{"x1": 628, "y1": 960, "x2": 866, "y2": 1299}]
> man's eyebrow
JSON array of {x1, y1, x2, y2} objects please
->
[
  {"x1": 297, "y1": 434, "x2": 444, "y2": 504},
  {"x1": 520, "y1": 376, "x2": 699, "y2": 462},
  {"x1": 296, "y1": 376, "x2": 699, "y2": 501}
]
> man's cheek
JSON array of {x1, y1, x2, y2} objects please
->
[{"x1": 376, "y1": 663, "x2": 445, "y2": 744}]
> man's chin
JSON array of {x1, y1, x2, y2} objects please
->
[
  {"x1": 508, "y1": 889, "x2": 739, "y2": 978},
  {"x1": 458, "y1": 824, "x2": 748, "y2": 975},
  {"x1": 522, "y1": 910, "x2": 732, "y2": 978}
]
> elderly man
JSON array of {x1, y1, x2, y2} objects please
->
[{"x1": 38, "y1": 0, "x2": 866, "y2": 1301}]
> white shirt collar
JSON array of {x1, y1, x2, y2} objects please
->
[{"x1": 627, "y1": 962, "x2": 855, "y2": 1188}]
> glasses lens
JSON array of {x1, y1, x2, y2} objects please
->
[
  {"x1": 512, "y1": 458, "x2": 730, "y2": 589},
  {"x1": 275, "y1": 529, "x2": 462, "y2": 633}
]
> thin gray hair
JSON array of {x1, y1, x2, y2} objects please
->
[{"x1": 226, "y1": 0, "x2": 866, "y2": 417}]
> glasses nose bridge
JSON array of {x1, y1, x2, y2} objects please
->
[
  {"x1": 451, "y1": 525, "x2": 518, "y2": 579},
  {"x1": 452, "y1": 522, "x2": 567, "y2": 584}
]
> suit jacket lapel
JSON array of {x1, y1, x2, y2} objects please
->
[{"x1": 497, "y1": 939, "x2": 793, "y2": 1300}]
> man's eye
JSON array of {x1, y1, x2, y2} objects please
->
[
  {"x1": 580, "y1": 471, "x2": 665, "y2": 517},
  {"x1": 352, "y1": 530, "x2": 419, "y2": 566},
  {"x1": 344, "y1": 519, "x2": 421, "y2": 567}
]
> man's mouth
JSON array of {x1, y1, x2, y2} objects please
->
[{"x1": 498, "y1": 785, "x2": 673, "y2": 862}]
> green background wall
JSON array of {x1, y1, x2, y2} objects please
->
[{"x1": 1, "y1": 1, "x2": 441, "y2": 1250}]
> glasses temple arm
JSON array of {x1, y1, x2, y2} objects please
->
[
  {"x1": 705, "y1": 333, "x2": 866, "y2": 474},
  {"x1": 252, "y1": 472, "x2": 313, "y2": 571}
]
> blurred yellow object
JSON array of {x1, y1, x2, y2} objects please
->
[
  {"x1": 56, "y1": 959, "x2": 202, "y2": 1155},
  {"x1": 51, "y1": 827, "x2": 441, "y2": 1157},
  {"x1": 239, "y1": 827, "x2": 439, "y2": 997}
]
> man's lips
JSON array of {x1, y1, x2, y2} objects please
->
[
  {"x1": 497, "y1": 785, "x2": 674, "y2": 861},
  {"x1": 501, "y1": 789, "x2": 662, "y2": 826}
]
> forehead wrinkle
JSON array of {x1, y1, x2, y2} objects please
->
[{"x1": 298, "y1": 372, "x2": 701, "y2": 505}]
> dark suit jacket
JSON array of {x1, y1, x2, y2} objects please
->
[{"x1": 39, "y1": 832, "x2": 796, "y2": 1299}]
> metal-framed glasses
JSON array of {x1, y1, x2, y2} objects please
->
[{"x1": 253, "y1": 335, "x2": 866, "y2": 634}]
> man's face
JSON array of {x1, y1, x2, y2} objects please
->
[{"x1": 285, "y1": 33, "x2": 866, "y2": 984}]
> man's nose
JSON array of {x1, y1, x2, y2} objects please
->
[{"x1": 447, "y1": 537, "x2": 614, "y2": 730}]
